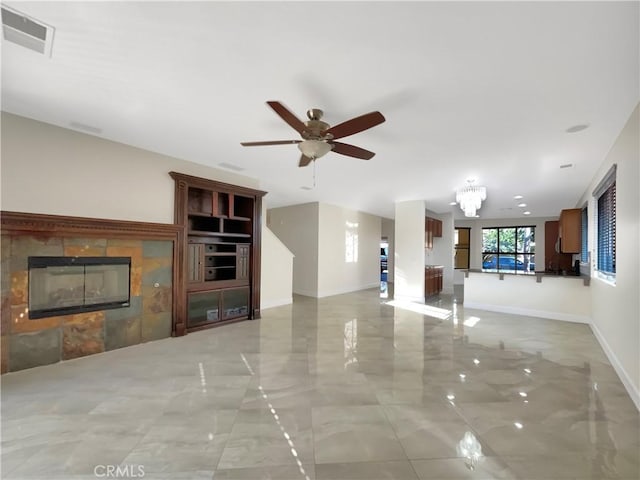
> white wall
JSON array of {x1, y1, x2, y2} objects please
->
[
  {"x1": 268, "y1": 202, "x2": 382, "y2": 298},
  {"x1": 317, "y1": 203, "x2": 381, "y2": 297},
  {"x1": 464, "y1": 272, "x2": 591, "y2": 323},
  {"x1": 0, "y1": 113, "x2": 258, "y2": 223},
  {"x1": 260, "y1": 201, "x2": 294, "y2": 310},
  {"x1": 577, "y1": 104, "x2": 639, "y2": 409},
  {"x1": 0, "y1": 112, "x2": 292, "y2": 311},
  {"x1": 267, "y1": 203, "x2": 319, "y2": 297},
  {"x1": 382, "y1": 218, "x2": 395, "y2": 283},
  {"x1": 394, "y1": 200, "x2": 426, "y2": 303},
  {"x1": 260, "y1": 227, "x2": 294, "y2": 310},
  {"x1": 425, "y1": 210, "x2": 454, "y2": 294}
]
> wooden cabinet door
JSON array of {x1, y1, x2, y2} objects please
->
[
  {"x1": 236, "y1": 244, "x2": 250, "y2": 281},
  {"x1": 187, "y1": 243, "x2": 204, "y2": 283},
  {"x1": 433, "y1": 219, "x2": 443, "y2": 237},
  {"x1": 559, "y1": 208, "x2": 581, "y2": 253},
  {"x1": 425, "y1": 218, "x2": 433, "y2": 249}
]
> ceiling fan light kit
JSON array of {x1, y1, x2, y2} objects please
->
[
  {"x1": 297, "y1": 139, "x2": 332, "y2": 160},
  {"x1": 241, "y1": 101, "x2": 385, "y2": 167}
]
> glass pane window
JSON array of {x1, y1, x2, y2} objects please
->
[
  {"x1": 499, "y1": 228, "x2": 516, "y2": 253},
  {"x1": 482, "y1": 226, "x2": 536, "y2": 273},
  {"x1": 517, "y1": 227, "x2": 535, "y2": 253},
  {"x1": 482, "y1": 229, "x2": 497, "y2": 253}
]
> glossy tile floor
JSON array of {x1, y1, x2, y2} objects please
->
[{"x1": 2, "y1": 285, "x2": 639, "y2": 479}]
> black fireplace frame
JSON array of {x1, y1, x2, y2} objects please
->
[{"x1": 28, "y1": 256, "x2": 131, "y2": 319}]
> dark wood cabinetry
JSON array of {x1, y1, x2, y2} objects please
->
[
  {"x1": 559, "y1": 208, "x2": 581, "y2": 253},
  {"x1": 545, "y1": 220, "x2": 574, "y2": 273},
  {"x1": 425, "y1": 266, "x2": 443, "y2": 297},
  {"x1": 171, "y1": 172, "x2": 266, "y2": 334},
  {"x1": 425, "y1": 217, "x2": 443, "y2": 249}
]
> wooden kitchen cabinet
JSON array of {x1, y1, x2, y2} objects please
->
[
  {"x1": 425, "y1": 266, "x2": 443, "y2": 297},
  {"x1": 559, "y1": 208, "x2": 581, "y2": 253},
  {"x1": 545, "y1": 221, "x2": 573, "y2": 272},
  {"x1": 425, "y1": 216, "x2": 442, "y2": 249}
]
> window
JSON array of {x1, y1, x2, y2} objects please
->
[
  {"x1": 580, "y1": 206, "x2": 588, "y2": 263},
  {"x1": 482, "y1": 226, "x2": 535, "y2": 273},
  {"x1": 345, "y1": 221, "x2": 359, "y2": 263},
  {"x1": 454, "y1": 228, "x2": 470, "y2": 269},
  {"x1": 596, "y1": 175, "x2": 616, "y2": 277}
]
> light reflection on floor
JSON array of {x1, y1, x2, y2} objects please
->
[{"x1": 1, "y1": 286, "x2": 638, "y2": 479}]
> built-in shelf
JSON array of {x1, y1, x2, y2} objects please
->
[
  {"x1": 188, "y1": 230, "x2": 251, "y2": 238},
  {"x1": 171, "y1": 171, "x2": 266, "y2": 334}
]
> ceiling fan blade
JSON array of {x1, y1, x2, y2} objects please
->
[
  {"x1": 298, "y1": 154, "x2": 313, "y2": 167},
  {"x1": 241, "y1": 140, "x2": 301, "y2": 146},
  {"x1": 325, "y1": 111, "x2": 385, "y2": 140},
  {"x1": 267, "y1": 101, "x2": 307, "y2": 135},
  {"x1": 330, "y1": 141, "x2": 376, "y2": 160}
]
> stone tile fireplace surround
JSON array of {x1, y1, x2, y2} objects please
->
[{"x1": 1, "y1": 211, "x2": 182, "y2": 373}]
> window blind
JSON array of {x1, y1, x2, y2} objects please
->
[
  {"x1": 580, "y1": 206, "x2": 588, "y2": 263},
  {"x1": 597, "y1": 182, "x2": 616, "y2": 273}
]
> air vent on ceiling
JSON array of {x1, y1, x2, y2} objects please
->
[{"x1": 2, "y1": 6, "x2": 55, "y2": 57}]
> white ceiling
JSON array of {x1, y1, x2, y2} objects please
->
[{"x1": 2, "y1": 1, "x2": 638, "y2": 220}]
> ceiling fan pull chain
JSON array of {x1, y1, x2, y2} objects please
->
[{"x1": 313, "y1": 159, "x2": 317, "y2": 188}]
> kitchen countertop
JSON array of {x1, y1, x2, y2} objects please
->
[{"x1": 463, "y1": 269, "x2": 590, "y2": 286}]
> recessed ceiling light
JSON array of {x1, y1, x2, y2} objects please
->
[
  {"x1": 449, "y1": 202, "x2": 457, "y2": 206},
  {"x1": 566, "y1": 124, "x2": 589, "y2": 133},
  {"x1": 514, "y1": 195, "x2": 523, "y2": 200},
  {"x1": 523, "y1": 211, "x2": 531, "y2": 215},
  {"x1": 517, "y1": 203, "x2": 527, "y2": 207}
]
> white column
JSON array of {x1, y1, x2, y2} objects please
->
[{"x1": 394, "y1": 200, "x2": 426, "y2": 303}]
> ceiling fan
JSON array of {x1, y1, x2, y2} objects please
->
[{"x1": 241, "y1": 101, "x2": 385, "y2": 167}]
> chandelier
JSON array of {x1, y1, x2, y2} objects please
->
[{"x1": 455, "y1": 180, "x2": 487, "y2": 217}]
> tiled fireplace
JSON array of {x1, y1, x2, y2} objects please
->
[{"x1": 1, "y1": 212, "x2": 181, "y2": 373}]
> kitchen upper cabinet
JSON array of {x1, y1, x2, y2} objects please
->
[
  {"x1": 545, "y1": 221, "x2": 573, "y2": 272},
  {"x1": 559, "y1": 208, "x2": 581, "y2": 253},
  {"x1": 425, "y1": 216, "x2": 442, "y2": 249}
]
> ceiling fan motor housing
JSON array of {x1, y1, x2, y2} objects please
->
[{"x1": 302, "y1": 112, "x2": 331, "y2": 140}]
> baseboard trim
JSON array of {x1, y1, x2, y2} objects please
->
[
  {"x1": 463, "y1": 301, "x2": 591, "y2": 324},
  {"x1": 316, "y1": 283, "x2": 381, "y2": 298},
  {"x1": 295, "y1": 284, "x2": 381, "y2": 299},
  {"x1": 261, "y1": 297, "x2": 293, "y2": 310},
  {"x1": 590, "y1": 322, "x2": 640, "y2": 412}
]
